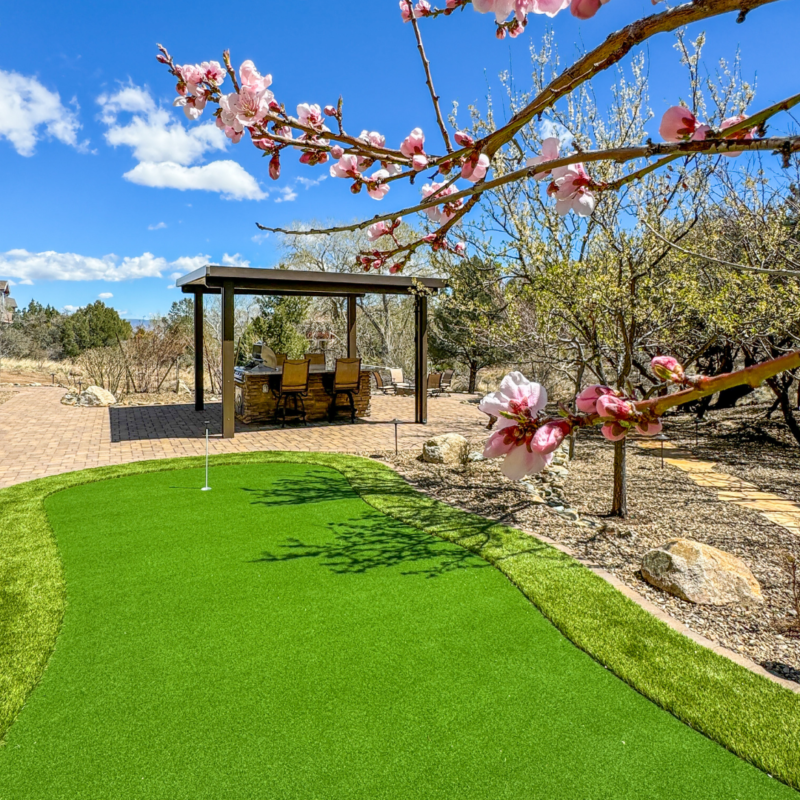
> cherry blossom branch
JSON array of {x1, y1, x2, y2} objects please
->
[
  {"x1": 257, "y1": 135, "x2": 800, "y2": 237},
  {"x1": 642, "y1": 221, "x2": 800, "y2": 276},
  {"x1": 637, "y1": 349, "x2": 800, "y2": 417},
  {"x1": 603, "y1": 90, "x2": 800, "y2": 192},
  {"x1": 408, "y1": 6, "x2": 454, "y2": 153}
]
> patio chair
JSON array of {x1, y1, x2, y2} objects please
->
[
  {"x1": 305, "y1": 352, "x2": 325, "y2": 367},
  {"x1": 372, "y1": 371, "x2": 395, "y2": 395},
  {"x1": 427, "y1": 372, "x2": 443, "y2": 397},
  {"x1": 275, "y1": 353, "x2": 287, "y2": 367},
  {"x1": 328, "y1": 358, "x2": 362, "y2": 423},
  {"x1": 389, "y1": 368, "x2": 412, "y2": 391},
  {"x1": 273, "y1": 359, "x2": 310, "y2": 427},
  {"x1": 439, "y1": 368, "x2": 455, "y2": 393}
]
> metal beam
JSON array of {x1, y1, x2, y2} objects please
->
[
  {"x1": 221, "y1": 280, "x2": 235, "y2": 439},
  {"x1": 193, "y1": 291, "x2": 204, "y2": 411},
  {"x1": 347, "y1": 295, "x2": 357, "y2": 358},
  {"x1": 414, "y1": 294, "x2": 428, "y2": 424}
]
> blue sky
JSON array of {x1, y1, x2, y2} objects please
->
[{"x1": 0, "y1": 0, "x2": 796, "y2": 319}]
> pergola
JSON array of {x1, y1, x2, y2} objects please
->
[{"x1": 177, "y1": 266, "x2": 448, "y2": 438}]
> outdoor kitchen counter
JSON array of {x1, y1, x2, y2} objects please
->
[{"x1": 234, "y1": 366, "x2": 372, "y2": 423}]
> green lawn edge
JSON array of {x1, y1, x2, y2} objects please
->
[{"x1": 1, "y1": 451, "x2": 798, "y2": 791}]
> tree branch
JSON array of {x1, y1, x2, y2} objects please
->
[{"x1": 408, "y1": 6, "x2": 453, "y2": 153}]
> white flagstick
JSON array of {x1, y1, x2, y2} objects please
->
[{"x1": 202, "y1": 420, "x2": 212, "y2": 491}]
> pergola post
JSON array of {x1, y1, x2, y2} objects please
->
[
  {"x1": 193, "y1": 291, "x2": 204, "y2": 412},
  {"x1": 221, "y1": 280, "x2": 235, "y2": 439},
  {"x1": 414, "y1": 294, "x2": 428, "y2": 424},
  {"x1": 346, "y1": 295, "x2": 357, "y2": 358}
]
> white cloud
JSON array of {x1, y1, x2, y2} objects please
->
[
  {"x1": 148, "y1": 222, "x2": 167, "y2": 230},
  {"x1": 221, "y1": 252, "x2": 251, "y2": 267},
  {"x1": 1, "y1": 70, "x2": 83, "y2": 156},
  {"x1": 98, "y1": 292, "x2": 114, "y2": 299},
  {"x1": 251, "y1": 231, "x2": 270, "y2": 244},
  {"x1": 167, "y1": 284, "x2": 177, "y2": 290},
  {"x1": 63, "y1": 304, "x2": 81, "y2": 313},
  {"x1": 98, "y1": 84, "x2": 265, "y2": 201},
  {"x1": 296, "y1": 175, "x2": 327, "y2": 189},
  {"x1": 124, "y1": 160, "x2": 266, "y2": 201},
  {"x1": 0, "y1": 248, "x2": 210, "y2": 284},
  {"x1": 274, "y1": 185, "x2": 298, "y2": 203}
]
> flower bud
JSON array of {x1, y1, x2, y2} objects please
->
[
  {"x1": 324, "y1": 105, "x2": 337, "y2": 116},
  {"x1": 651, "y1": 356, "x2": 684, "y2": 383},
  {"x1": 269, "y1": 154, "x2": 280, "y2": 180}
]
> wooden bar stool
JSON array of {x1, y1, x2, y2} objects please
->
[
  {"x1": 273, "y1": 359, "x2": 310, "y2": 427},
  {"x1": 305, "y1": 352, "x2": 325, "y2": 367},
  {"x1": 328, "y1": 358, "x2": 361, "y2": 423}
]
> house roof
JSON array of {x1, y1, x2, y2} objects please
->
[{"x1": 177, "y1": 265, "x2": 447, "y2": 297}]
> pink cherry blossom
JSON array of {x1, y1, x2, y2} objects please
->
[
  {"x1": 412, "y1": 154, "x2": 429, "y2": 171},
  {"x1": 658, "y1": 106, "x2": 702, "y2": 142},
  {"x1": 575, "y1": 384, "x2": 615, "y2": 414},
  {"x1": 651, "y1": 356, "x2": 684, "y2": 382},
  {"x1": 359, "y1": 130, "x2": 386, "y2": 149},
  {"x1": 324, "y1": 105, "x2": 337, "y2": 116},
  {"x1": 297, "y1": 103, "x2": 325, "y2": 129},
  {"x1": 483, "y1": 429, "x2": 554, "y2": 479},
  {"x1": 269, "y1": 154, "x2": 280, "y2": 180},
  {"x1": 219, "y1": 87, "x2": 273, "y2": 133},
  {"x1": 201, "y1": 61, "x2": 225, "y2": 84},
  {"x1": 461, "y1": 153, "x2": 490, "y2": 182},
  {"x1": 601, "y1": 422, "x2": 628, "y2": 442},
  {"x1": 570, "y1": 0, "x2": 610, "y2": 19},
  {"x1": 400, "y1": 0, "x2": 431, "y2": 20},
  {"x1": 472, "y1": 0, "x2": 569, "y2": 23},
  {"x1": 719, "y1": 115, "x2": 756, "y2": 158},
  {"x1": 389, "y1": 263, "x2": 402, "y2": 274},
  {"x1": 526, "y1": 136, "x2": 560, "y2": 180},
  {"x1": 548, "y1": 163, "x2": 596, "y2": 216},
  {"x1": 366, "y1": 169, "x2": 391, "y2": 200},
  {"x1": 454, "y1": 131, "x2": 474, "y2": 147},
  {"x1": 239, "y1": 60, "x2": 272, "y2": 93},
  {"x1": 421, "y1": 181, "x2": 463, "y2": 222},
  {"x1": 532, "y1": 419, "x2": 571, "y2": 454},
  {"x1": 367, "y1": 221, "x2": 391, "y2": 241},
  {"x1": 479, "y1": 371, "x2": 547, "y2": 429},
  {"x1": 400, "y1": 0, "x2": 413, "y2": 21},
  {"x1": 400, "y1": 128, "x2": 426, "y2": 158},
  {"x1": 330, "y1": 145, "x2": 344, "y2": 159},
  {"x1": 635, "y1": 419, "x2": 663, "y2": 436},
  {"x1": 454, "y1": 242, "x2": 467, "y2": 255},
  {"x1": 596, "y1": 393, "x2": 635, "y2": 421},
  {"x1": 329, "y1": 154, "x2": 361, "y2": 180}
]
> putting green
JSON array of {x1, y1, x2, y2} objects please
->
[{"x1": 0, "y1": 463, "x2": 794, "y2": 799}]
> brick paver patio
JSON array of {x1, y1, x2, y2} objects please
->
[{"x1": 0, "y1": 387, "x2": 488, "y2": 489}]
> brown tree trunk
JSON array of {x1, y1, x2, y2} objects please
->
[
  {"x1": 468, "y1": 362, "x2": 478, "y2": 394},
  {"x1": 767, "y1": 377, "x2": 800, "y2": 446},
  {"x1": 611, "y1": 438, "x2": 627, "y2": 517}
]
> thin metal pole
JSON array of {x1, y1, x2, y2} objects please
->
[
  {"x1": 202, "y1": 421, "x2": 211, "y2": 491},
  {"x1": 393, "y1": 419, "x2": 399, "y2": 455}
]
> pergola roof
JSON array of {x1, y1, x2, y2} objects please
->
[{"x1": 177, "y1": 265, "x2": 448, "y2": 297}]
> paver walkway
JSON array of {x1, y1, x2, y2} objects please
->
[
  {"x1": 0, "y1": 386, "x2": 488, "y2": 489},
  {"x1": 638, "y1": 439, "x2": 800, "y2": 536}
]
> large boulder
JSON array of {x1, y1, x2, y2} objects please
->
[
  {"x1": 422, "y1": 433, "x2": 469, "y2": 465},
  {"x1": 641, "y1": 538, "x2": 762, "y2": 606},
  {"x1": 78, "y1": 386, "x2": 117, "y2": 407}
]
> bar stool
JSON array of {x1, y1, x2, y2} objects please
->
[
  {"x1": 273, "y1": 359, "x2": 310, "y2": 427},
  {"x1": 328, "y1": 358, "x2": 361, "y2": 423},
  {"x1": 305, "y1": 352, "x2": 325, "y2": 367},
  {"x1": 275, "y1": 353, "x2": 287, "y2": 367}
]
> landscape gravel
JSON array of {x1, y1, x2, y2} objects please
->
[{"x1": 390, "y1": 422, "x2": 800, "y2": 680}]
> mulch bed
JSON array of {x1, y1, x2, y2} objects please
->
[{"x1": 389, "y1": 413, "x2": 800, "y2": 680}]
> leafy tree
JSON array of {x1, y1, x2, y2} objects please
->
[
  {"x1": 430, "y1": 257, "x2": 512, "y2": 393},
  {"x1": 5, "y1": 301, "x2": 66, "y2": 360},
  {"x1": 60, "y1": 301, "x2": 132, "y2": 358},
  {"x1": 248, "y1": 296, "x2": 310, "y2": 360}
]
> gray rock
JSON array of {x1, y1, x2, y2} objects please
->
[
  {"x1": 641, "y1": 538, "x2": 763, "y2": 606},
  {"x1": 467, "y1": 451, "x2": 485, "y2": 462},
  {"x1": 547, "y1": 465, "x2": 569, "y2": 477},
  {"x1": 78, "y1": 386, "x2": 117, "y2": 407},
  {"x1": 422, "y1": 433, "x2": 469, "y2": 465},
  {"x1": 60, "y1": 393, "x2": 78, "y2": 406}
]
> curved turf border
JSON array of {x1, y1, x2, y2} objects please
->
[{"x1": 1, "y1": 452, "x2": 799, "y2": 790}]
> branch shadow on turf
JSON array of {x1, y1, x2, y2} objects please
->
[{"x1": 251, "y1": 517, "x2": 488, "y2": 579}]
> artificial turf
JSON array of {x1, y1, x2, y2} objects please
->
[{"x1": 0, "y1": 461, "x2": 797, "y2": 798}]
